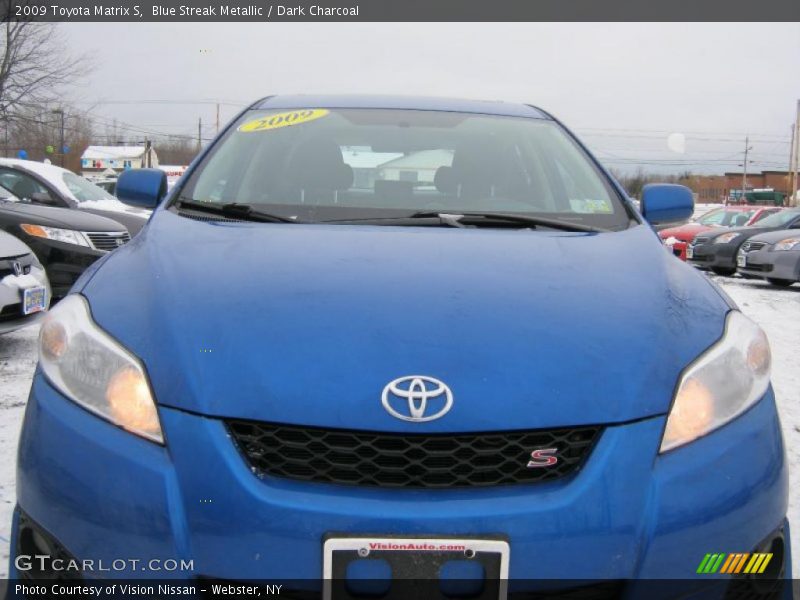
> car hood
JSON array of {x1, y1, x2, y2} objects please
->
[
  {"x1": 658, "y1": 223, "x2": 711, "y2": 241},
  {"x1": 0, "y1": 229, "x2": 34, "y2": 257},
  {"x1": 79, "y1": 207, "x2": 148, "y2": 235},
  {"x1": 81, "y1": 210, "x2": 730, "y2": 432},
  {"x1": 0, "y1": 200, "x2": 129, "y2": 231},
  {"x1": 76, "y1": 198, "x2": 151, "y2": 218},
  {"x1": 744, "y1": 228, "x2": 800, "y2": 244},
  {"x1": 700, "y1": 224, "x2": 772, "y2": 241}
]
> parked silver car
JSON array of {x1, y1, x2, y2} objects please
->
[
  {"x1": 737, "y1": 228, "x2": 800, "y2": 287},
  {"x1": 0, "y1": 230, "x2": 50, "y2": 334}
]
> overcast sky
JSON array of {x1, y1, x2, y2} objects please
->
[{"x1": 63, "y1": 22, "x2": 800, "y2": 173}]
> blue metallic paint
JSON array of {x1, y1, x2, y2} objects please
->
[
  {"x1": 115, "y1": 168, "x2": 167, "y2": 209},
  {"x1": 640, "y1": 184, "x2": 695, "y2": 225},
  {"x1": 77, "y1": 213, "x2": 729, "y2": 431},
  {"x1": 254, "y1": 95, "x2": 549, "y2": 119},
  {"x1": 14, "y1": 377, "x2": 789, "y2": 582},
  {"x1": 9, "y1": 97, "x2": 790, "y2": 585}
]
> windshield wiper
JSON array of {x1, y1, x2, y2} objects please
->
[
  {"x1": 408, "y1": 211, "x2": 605, "y2": 232},
  {"x1": 174, "y1": 199, "x2": 297, "y2": 223}
]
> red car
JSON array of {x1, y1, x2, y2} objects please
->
[{"x1": 659, "y1": 205, "x2": 781, "y2": 260}]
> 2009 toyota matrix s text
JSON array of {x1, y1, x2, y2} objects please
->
[{"x1": 9, "y1": 96, "x2": 790, "y2": 597}]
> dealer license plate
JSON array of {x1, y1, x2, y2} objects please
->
[
  {"x1": 23, "y1": 286, "x2": 46, "y2": 315},
  {"x1": 323, "y1": 535, "x2": 509, "y2": 600},
  {"x1": 737, "y1": 253, "x2": 746, "y2": 268},
  {"x1": 686, "y1": 246, "x2": 693, "y2": 259}
]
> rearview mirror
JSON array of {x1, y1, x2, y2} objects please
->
[
  {"x1": 640, "y1": 184, "x2": 694, "y2": 225},
  {"x1": 116, "y1": 168, "x2": 167, "y2": 209},
  {"x1": 30, "y1": 192, "x2": 58, "y2": 206}
]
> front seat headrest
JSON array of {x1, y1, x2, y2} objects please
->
[{"x1": 284, "y1": 137, "x2": 353, "y2": 192}]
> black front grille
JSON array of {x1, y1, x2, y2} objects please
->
[
  {"x1": 692, "y1": 236, "x2": 710, "y2": 245},
  {"x1": 17, "y1": 511, "x2": 82, "y2": 581},
  {"x1": 0, "y1": 303, "x2": 23, "y2": 322},
  {"x1": 0, "y1": 253, "x2": 34, "y2": 278},
  {"x1": 86, "y1": 231, "x2": 130, "y2": 251},
  {"x1": 226, "y1": 420, "x2": 602, "y2": 489},
  {"x1": 742, "y1": 241, "x2": 767, "y2": 253},
  {"x1": 741, "y1": 263, "x2": 773, "y2": 272}
]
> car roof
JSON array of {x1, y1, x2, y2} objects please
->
[
  {"x1": 254, "y1": 95, "x2": 550, "y2": 119},
  {"x1": 0, "y1": 158, "x2": 71, "y2": 178}
]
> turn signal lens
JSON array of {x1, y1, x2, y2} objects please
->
[
  {"x1": 20, "y1": 224, "x2": 90, "y2": 247},
  {"x1": 106, "y1": 366, "x2": 161, "y2": 439}
]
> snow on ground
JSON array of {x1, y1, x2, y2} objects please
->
[
  {"x1": 0, "y1": 274, "x2": 798, "y2": 579},
  {"x1": 0, "y1": 325, "x2": 37, "y2": 576}
]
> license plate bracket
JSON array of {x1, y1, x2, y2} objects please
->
[{"x1": 323, "y1": 535, "x2": 509, "y2": 600}]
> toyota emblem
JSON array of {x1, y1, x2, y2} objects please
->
[{"x1": 381, "y1": 376, "x2": 453, "y2": 422}]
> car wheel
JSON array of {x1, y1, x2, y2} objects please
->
[
  {"x1": 711, "y1": 267, "x2": 736, "y2": 276},
  {"x1": 766, "y1": 278, "x2": 794, "y2": 288}
]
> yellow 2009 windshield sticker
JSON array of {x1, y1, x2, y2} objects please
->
[{"x1": 238, "y1": 109, "x2": 330, "y2": 132}]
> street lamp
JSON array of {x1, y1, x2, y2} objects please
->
[{"x1": 51, "y1": 109, "x2": 65, "y2": 167}]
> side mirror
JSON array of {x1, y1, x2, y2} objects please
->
[
  {"x1": 640, "y1": 184, "x2": 694, "y2": 225},
  {"x1": 116, "y1": 168, "x2": 167, "y2": 209},
  {"x1": 30, "y1": 192, "x2": 58, "y2": 206}
]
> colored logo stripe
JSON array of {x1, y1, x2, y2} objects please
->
[
  {"x1": 698, "y1": 553, "x2": 773, "y2": 574},
  {"x1": 697, "y1": 554, "x2": 725, "y2": 574}
]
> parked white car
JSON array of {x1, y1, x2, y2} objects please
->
[
  {"x1": 0, "y1": 229, "x2": 50, "y2": 334},
  {"x1": 0, "y1": 159, "x2": 150, "y2": 235}
]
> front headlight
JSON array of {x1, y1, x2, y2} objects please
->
[
  {"x1": 773, "y1": 237, "x2": 800, "y2": 251},
  {"x1": 660, "y1": 311, "x2": 770, "y2": 453},
  {"x1": 21, "y1": 224, "x2": 90, "y2": 248},
  {"x1": 713, "y1": 232, "x2": 741, "y2": 244},
  {"x1": 38, "y1": 295, "x2": 163, "y2": 443}
]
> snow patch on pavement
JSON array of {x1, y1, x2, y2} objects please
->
[{"x1": 0, "y1": 326, "x2": 37, "y2": 576}]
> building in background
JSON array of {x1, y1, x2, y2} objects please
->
[
  {"x1": 680, "y1": 171, "x2": 792, "y2": 204},
  {"x1": 80, "y1": 145, "x2": 159, "y2": 178},
  {"x1": 377, "y1": 149, "x2": 454, "y2": 185}
]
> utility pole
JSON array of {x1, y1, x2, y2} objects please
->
[
  {"x1": 197, "y1": 117, "x2": 202, "y2": 152},
  {"x1": 52, "y1": 108, "x2": 65, "y2": 167},
  {"x1": 792, "y1": 100, "x2": 800, "y2": 207},
  {"x1": 788, "y1": 123, "x2": 796, "y2": 207},
  {"x1": 144, "y1": 138, "x2": 152, "y2": 168},
  {"x1": 741, "y1": 135, "x2": 753, "y2": 203}
]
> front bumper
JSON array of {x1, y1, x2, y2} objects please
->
[
  {"x1": 662, "y1": 239, "x2": 688, "y2": 261},
  {"x1": 9, "y1": 375, "x2": 791, "y2": 589},
  {"x1": 17, "y1": 236, "x2": 104, "y2": 299},
  {"x1": 738, "y1": 248, "x2": 800, "y2": 282},
  {"x1": 686, "y1": 242, "x2": 739, "y2": 270}
]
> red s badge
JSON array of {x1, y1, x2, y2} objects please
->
[{"x1": 527, "y1": 448, "x2": 558, "y2": 468}]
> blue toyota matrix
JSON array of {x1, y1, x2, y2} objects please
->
[{"x1": 9, "y1": 96, "x2": 790, "y2": 599}]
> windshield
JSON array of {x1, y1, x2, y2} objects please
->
[
  {"x1": 62, "y1": 172, "x2": 116, "y2": 203},
  {"x1": 178, "y1": 108, "x2": 630, "y2": 229},
  {"x1": 697, "y1": 208, "x2": 754, "y2": 227},
  {"x1": 755, "y1": 209, "x2": 800, "y2": 228}
]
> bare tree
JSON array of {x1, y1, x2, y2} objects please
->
[
  {"x1": 6, "y1": 103, "x2": 94, "y2": 171},
  {"x1": 155, "y1": 136, "x2": 198, "y2": 165},
  {"x1": 0, "y1": 20, "x2": 88, "y2": 119}
]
